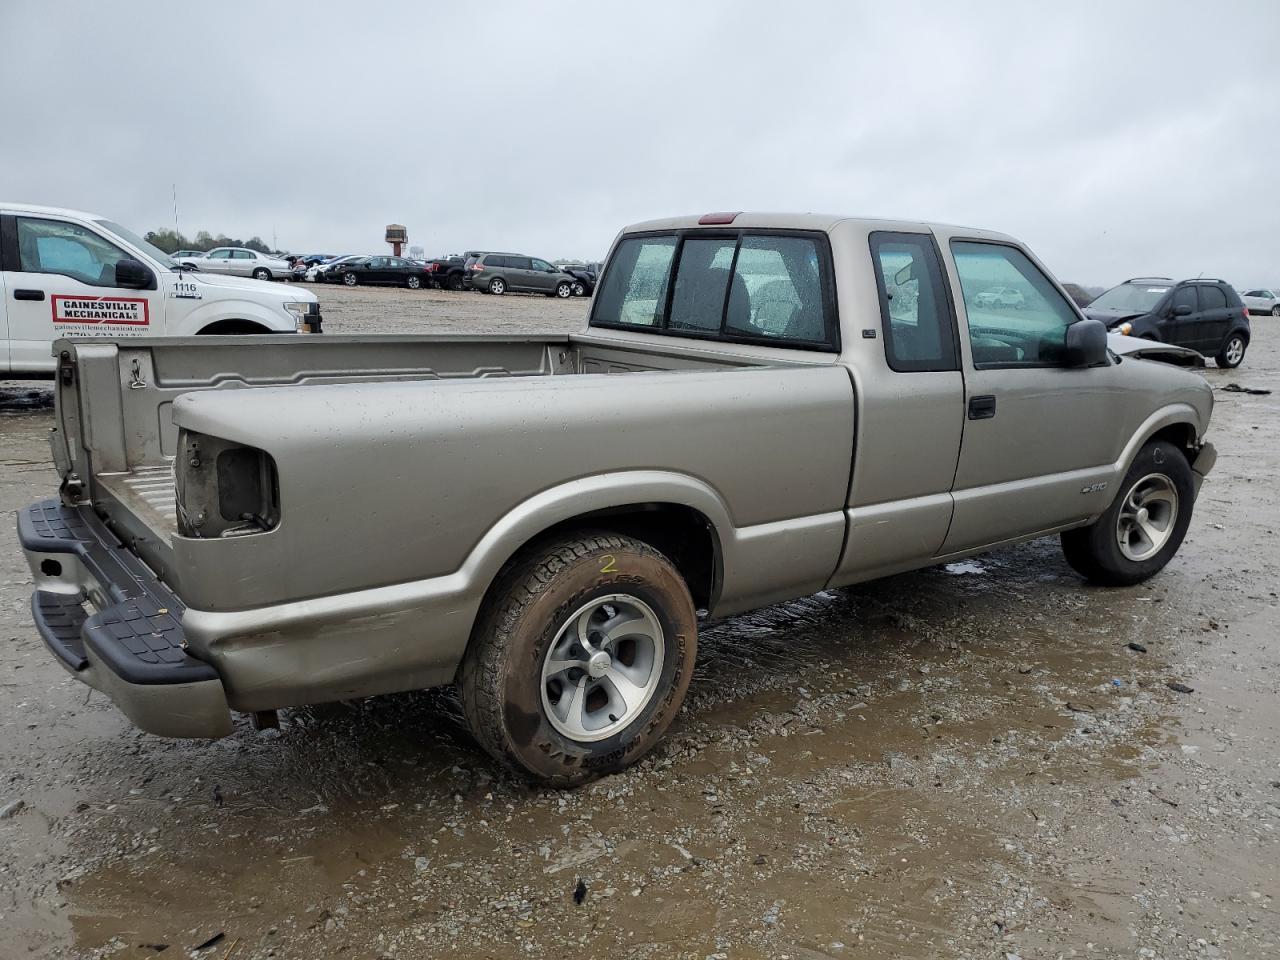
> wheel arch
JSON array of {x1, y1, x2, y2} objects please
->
[
  {"x1": 463, "y1": 473, "x2": 730, "y2": 622},
  {"x1": 197, "y1": 318, "x2": 273, "y2": 335}
]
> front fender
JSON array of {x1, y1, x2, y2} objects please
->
[{"x1": 169, "y1": 297, "x2": 296, "y2": 334}]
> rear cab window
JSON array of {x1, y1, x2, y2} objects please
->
[{"x1": 591, "y1": 230, "x2": 837, "y2": 350}]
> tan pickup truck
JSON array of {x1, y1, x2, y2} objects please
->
[{"x1": 18, "y1": 212, "x2": 1216, "y2": 785}]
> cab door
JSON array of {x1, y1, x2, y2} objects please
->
[
  {"x1": 940, "y1": 237, "x2": 1131, "y2": 553},
  {"x1": 0, "y1": 214, "x2": 164, "y2": 374}
]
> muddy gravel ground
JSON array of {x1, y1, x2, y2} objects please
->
[{"x1": 1, "y1": 286, "x2": 1277, "y2": 959}]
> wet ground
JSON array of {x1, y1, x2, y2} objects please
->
[{"x1": 1, "y1": 288, "x2": 1277, "y2": 959}]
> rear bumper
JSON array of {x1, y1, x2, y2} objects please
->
[{"x1": 18, "y1": 500, "x2": 233, "y2": 739}]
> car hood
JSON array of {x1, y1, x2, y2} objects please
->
[
  {"x1": 175, "y1": 270, "x2": 318, "y2": 302},
  {"x1": 1107, "y1": 333, "x2": 1203, "y2": 367},
  {"x1": 1086, "y1": 307, "x2": 1147, "y2": 326}
]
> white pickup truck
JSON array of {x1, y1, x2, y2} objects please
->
[{"x1": 0, "y1": 203, "x2": 322, "y2": 376}]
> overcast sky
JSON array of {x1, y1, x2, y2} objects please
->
[{"x1": 2, "y1": 1, "x2": 1277, "y2": 286}]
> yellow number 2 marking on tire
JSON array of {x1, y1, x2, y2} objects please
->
[{"x1": 600, "y1": 555, "x2": 618, "y2": 574}]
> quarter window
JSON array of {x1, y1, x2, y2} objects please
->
[
  {"x1": 950, "y1": 241, "x2": 1079, "y2": 367},
  {"x1": 15, "y1": 217, "x2": 131, "y2": 287},
  {"x1": 869, "y1": 232, "x2": 957, "y2": 372}
]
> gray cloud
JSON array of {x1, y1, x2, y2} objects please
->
[{"x1": 2, "y1": 0, "x2": 1277, "y2": 286}]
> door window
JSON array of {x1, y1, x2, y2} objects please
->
[
  {"x1": 509, "y1": 257, "x2": 532, "y2": 270},
  {"x1": 1171, "y1": 287, "x2": 1197, "y2": 313},
  {"x1": 531, "y1": 258, "x2": 553, "y2": 272},
  {"x1": 15, "y1": 217, "x2": 131, "y2": 287},
  {"x1": 231, "y1": 249, "x2": 254, "y2": 260},
  {"x1": 1198, "y1": 285, "x2": 1227, "y2": 310},
  {"x1": 207, "y1": 249, "x2": 232, "y2": 260},
  {"x1": 387, "y1": 257, "x2": 408, "y2": 269},
  {"x1": 869, "y1": 232, "x2": 957, "y2": 372},
  {"x1": 950, "y1": 241, "x2": 1079, "y2": 367}
]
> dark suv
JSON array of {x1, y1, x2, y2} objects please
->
[
  {"x1": 1084, "y1": 277, "x2": 1251, "y2": 368},
  {"x1": 466, "y1": 253, "x2": 575, "y2": 297}
]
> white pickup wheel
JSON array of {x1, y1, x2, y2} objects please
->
[{"x1": 458, "y1": 532, "x2": 696, "y2": 786}]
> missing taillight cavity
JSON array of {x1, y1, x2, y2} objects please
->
[{"x1": 176, "y1": 431, "x2": 280, "y2": 538}]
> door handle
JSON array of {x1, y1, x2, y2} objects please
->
[
  {"x1": 14, "y1": 289, "x2": 45, "y2": 301},
  {"x1": 967, "y1": 395, "x2": 997, "y2": 420}
]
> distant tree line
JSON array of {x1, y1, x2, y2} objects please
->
[{"x1": 143, "y1": 228, "x2": 274, "y2": 255}]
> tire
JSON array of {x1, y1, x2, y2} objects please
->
[
  {"x1": 1216, "y1": 333, "x2": 1247, "y2": 368},
  {"x1": 406, "y1": 275, "x2": 421, "y2": 289},
  {"x1": 1271, "y1": 305, "x2": 1280, "y2": 317},
  {"x1": 458, "y1": 532, "x2": 697, "y2": 786},
  {"x1": 1060, "y1": 440, "x2": 1195, "y2": 586},
  {"x1": 555, "y1": 281, "x2": 572, "y2": 299},
  {"x1": 252, "y1": 268, "x2": 271, "y2": 281},
  {"x1": 342, "y1": 272, "x2": 358, "y2": 286},
  {"x1": 488, "y1": 277, "x2": 506, "y2": 295},
  {"x1": 572, "y1": 281, "x2": 586, "y2": 297},
  {"x1": 448, "y1": 273, "x2": 466, "y2": 292}
]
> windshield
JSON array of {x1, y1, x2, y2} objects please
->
[
  {"x1": 1089, "y1": 282, "x2": 1169, "y2": 313},
  {"x1": 95, "y1": 219, "x2": 178, "y2": 268}
]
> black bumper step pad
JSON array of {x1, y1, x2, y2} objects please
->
[{"x1": 31, "y1": 590, "x2": 90, "y2": 671}]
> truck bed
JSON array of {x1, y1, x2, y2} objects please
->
[{"x1": 53, "y1": 332, "x2": 841, "y2": 591}]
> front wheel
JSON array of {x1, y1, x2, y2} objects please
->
[
  {"x1": 342, "y1": 272, "x2": 358, "y2": 286},
  {"x1": 1271, "y1": 305, "x2": 1280, "y2": 317},
  {"x1": 458, "y1": 532, "x2": 697, "y2": 786},
  {"x1": 1060, "y1": 440, "x2": 1195, "y2": 586},
  {"x1": 555, "y1": 281, "x2": 572, "y2": 298},
  {"x1": 1217, "y1": 333, "x2": 1247, "y2": 368},
  {"x1": 252, "y1": 267, "x2": 271, "y2": 281}
]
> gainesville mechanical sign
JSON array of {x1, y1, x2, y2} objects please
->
[{"x1": 51, "y1": 294, "x2": 149, "y2": 326}]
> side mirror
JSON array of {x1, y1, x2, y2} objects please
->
[
  {"x1": 1173, "y1": 304, "x2": 1193, "y2": 317},
  {"x1": 115, "y1": 258, "x2": 153, "y2": 289},
  {"x1": 1063, "y1": 318, "x2": 1108, "y2": 367}
]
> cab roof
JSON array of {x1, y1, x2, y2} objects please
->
[
  {"x1": 618, "y1": 211, "x2": 1016, "y2": 242},
  {"x1": 0, "y1": 201, "x2": 106, "y2": 221}
]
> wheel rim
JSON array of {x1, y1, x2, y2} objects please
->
[
  {"x1": 408, "y1": 276, "x2": 420, "y2": 288},
  {"x1": 492, "y1": 280, "x2": 504, "y2": 293},
  {"x1": 254, "y1": 270, "x2": 268, "y2": 280},
  {"x1": 1116, "y1": 473, "x2": 1179, "y2": 562},
  {"x1": 540, "y1": 594, "x2": 664, "y2": 742},
  {"x1": 558, "y1": 284, "x2": 570, "y2": 298},
  {"x1": 1226, "y1": 337, "x2": 1244, "y2": 365},
  {"x1": 573, "y1": 282, "x2": 584, "y2": 296},
  {"x1": 1272, "y1": 305, "x2": 1280, "y2": 317},
  {"x1": 344, "y1": 274, "x2": 356, "y2": 285}
]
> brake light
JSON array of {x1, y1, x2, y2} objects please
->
[
  {"x1": 470, "y1": 263, "x2": 484, "y2": 271},
  {"x1": 1243, "y1": 307, "x2": 1250, "y2": 320},
  {"x1": 698, "y1": 211, "x2": 741, "y2": 225}
]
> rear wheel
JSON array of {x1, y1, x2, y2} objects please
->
[
  {"x1": 1217, "y1": 333, "x2": 1247, "y2": 368},
  {"x1": 554, "y1": 281, "x2": 573, "y2": 299},
  {"x1": 448, "y1": 273, "x2": 466, "y2": 291},
  {"x1": 458, "y1": 532, "x2": 697, "y2": 786},
  {"x1": 342, "y1": 272, "x2": 358, "y2": 286},
  {"x1": 406, "y1": 275, "x2": 422, "y2": 289},
  {"x1": 1060, "y1": 440, "x2": 1195, "y2": 586},
  {"x1": 488, "y1": 277, "x2": 506, "y2": 295}
]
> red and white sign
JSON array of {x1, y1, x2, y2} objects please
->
[{"x1": 51, "y1": 295, "x2": 150, "y2": 327}]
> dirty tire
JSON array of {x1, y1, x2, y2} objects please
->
[
  {"x1": 1216, "y1": 333, "x2": 1247, "y2": 368},
  {"x1": 458, "y1": 532, "x2": 697, "y2": 786},
  {"x1": 1060, "y1": 440, "x2": 1195, "y2": 586}
]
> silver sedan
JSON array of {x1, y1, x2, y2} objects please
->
[{"x1": 179, "y1": 247, "x2": 292, "y2": 281}]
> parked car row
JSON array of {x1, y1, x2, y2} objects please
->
[{"x1": 287, "y1": 250, "x2": 597, "y2": 297}]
